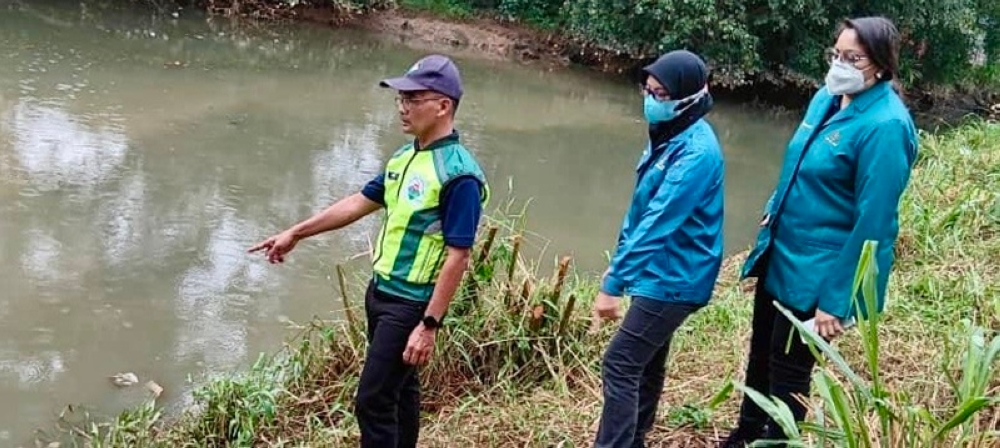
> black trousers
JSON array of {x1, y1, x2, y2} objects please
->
[
  {"x1": 736, "y1": 280, "x2": 817, "y2": 442},
  {"x1": 354, "y1": 280, "x2": 428, "y2": 448},
  {"x1": 593, "y1": 297, "x2": 700, "y2": 448}
]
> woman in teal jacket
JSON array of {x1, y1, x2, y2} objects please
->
[
  {"x1": 721, "y1": 16, "x2": 918, "y2": 447},
  {"x1": 591, "y1": 49, "x2": 725, "y2": 448}
]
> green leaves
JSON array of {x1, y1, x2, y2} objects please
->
[
  {"x1": 734, "y1": 239, "x2": 999, "y2": 447},
  {"x1": 937, "y1": 322, "x2": 1000, "y2": 442},
  {"x1": 450, "y1": 0, "x2": 1000, "y2": 88},
  {"x1": 731, "y1": 382, "x2": 806, "y2": 447}
]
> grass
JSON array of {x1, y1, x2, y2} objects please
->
[{"x1": 44, "y1": 119, "x2": 1000, "y2": 447}]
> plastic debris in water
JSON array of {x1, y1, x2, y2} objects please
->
[
  {"x1": 145, "y1": 380, "x2": 164, "y2": 398},
  {"x1": 110, "y1": 372, "x2": 139, "y2": 387}
]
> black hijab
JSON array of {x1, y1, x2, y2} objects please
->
[{"x1": 643, "y1": 50, "x2": 714, "y2": 150}]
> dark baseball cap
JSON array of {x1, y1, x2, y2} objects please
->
[{"x1": 379, "y1": 54, "x2": 463, "y2": 101}]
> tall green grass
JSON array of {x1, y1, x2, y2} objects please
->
[{"x1": 738, "y1": 240, "x2": 1000, "y2": 448}]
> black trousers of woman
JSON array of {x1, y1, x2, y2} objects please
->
[{"x1": 723, "y1": 275, "x2": 818, "y2": 447}]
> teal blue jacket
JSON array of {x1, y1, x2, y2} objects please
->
[
  {"x1": 741, "y1": 81, "x2": 918, "y2": 319},
  {"x1": 601, "y1": 119, "x2": 725, "y2": 305}
]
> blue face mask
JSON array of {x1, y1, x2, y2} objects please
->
[{"x1": 643, "y1": 87, "x2": 708, "y2": 124}]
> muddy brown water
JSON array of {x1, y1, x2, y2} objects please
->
[{"x1": 0, "y1": 1, "x2": 796, "y2": 443}]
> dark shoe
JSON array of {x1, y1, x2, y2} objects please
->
[
  {"x1": 761, "y1": 424, "x2": 792, "y2": 448},
  {"x1": 718, "y1": 426, "x2": 765, "y2": 448}
]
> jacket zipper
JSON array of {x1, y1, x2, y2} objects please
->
[
  {"x1": 372, "y1": 149, "x2": 419, "y2": 269},
  {"x1": 395, "y1": 150, "x2": 419, "y2": 201}
]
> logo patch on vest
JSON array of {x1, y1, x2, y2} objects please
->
[{"x1": 406, "y1": 175, "x2": 426, "y2": 204}]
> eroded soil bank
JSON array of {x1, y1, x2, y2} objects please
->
[{"x1": 284, "y1": 4, "x2": 1000, "y2": 126}]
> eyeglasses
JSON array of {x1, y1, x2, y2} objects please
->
[
  {"x1": 395, "y1": 95, "x2": 447, "y2": 110},
  {"x1": 827, "y1": 48, "x2": 869, "y2": 68},
  {"x1": 639, "y1": 84, "x2": 670, "y2": 102}
]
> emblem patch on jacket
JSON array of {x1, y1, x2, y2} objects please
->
[
  {"x1": 406, "y1": 176, "x2": 425, "y2": 204},
  {"x1": 825, "y1": 130, "x2": 841, "y2": 146}
]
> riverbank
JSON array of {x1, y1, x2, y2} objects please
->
[
  {"x1": 223, "y1": 1, "x2": 1000, "y2": 126},
  {"x1": 52, "y1": 120, "x2": 999, "y2": 447}
]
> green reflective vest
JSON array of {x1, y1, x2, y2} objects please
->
[{"x1": 372, "y1": 133, "x2": 489, "y2": 301}]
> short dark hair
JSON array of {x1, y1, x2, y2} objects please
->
[{"x1": 837, "y1": 16, "x2": 901, "y2": 83}]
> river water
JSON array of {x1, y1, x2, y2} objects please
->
[{"x1": 0, "y1": 1, "x2": 796, "y2": 444}]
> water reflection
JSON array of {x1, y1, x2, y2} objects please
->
[
  {"x1": 0, "y1": 2, "x2": 796, "y2": 445},
  {"x1": 98, "y1": 169, "x2": 148, "y2": 267},
  {"x1": 6, "y1": 99, "x2": 129, "y2": 193},
  {"x1": 310, "y1": 119, "x2": 387, "y2": 248},
  {"x1": 19, "y1": 229, "x2": 65, "y2": 285},
  {"x1": 174, "y1": 209, "x2": 254, "y2": 371}
]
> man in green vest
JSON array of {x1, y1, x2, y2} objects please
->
[{"x1": 249, "y1": 54, "x2": 489, "y2": 448}]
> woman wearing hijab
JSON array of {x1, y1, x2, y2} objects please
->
[
  {"x1": 591, "y1": 49, "x2": 725, "y2": 448},
  {"x1": 720, "y1": 16, "x2": 918, "y2": 447}
]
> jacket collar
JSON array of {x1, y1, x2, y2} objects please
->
[
  {"x1": 848, "y1": 80, "x2": 892, "y2": 113},
  {"x1": 414, "y1": 130, "x2": 459, "y2": 151},
  {"x1": 822, "y1": 81, "x2": 892, "y2": 128}
]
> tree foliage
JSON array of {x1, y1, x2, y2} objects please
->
[
  {"x1": 487, "y1": 0, "x2": 999, "y2": 89},
  {"x1": 169, "y1": 0, "x2": 1000, "y2": 89}
]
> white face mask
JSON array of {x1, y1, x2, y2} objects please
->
[{"x1": 825, "y1": 59, "x2": 867, "y2": 95}]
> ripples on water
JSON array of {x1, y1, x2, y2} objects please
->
[{"x1": 0, "y1": 1, "x2": 796, "y2": 444}]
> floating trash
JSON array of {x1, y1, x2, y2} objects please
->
[
  {"x1": 110, "y1": 372, "x2": 138, "y2": 387},
  {"x1": 145, "y1": 380, "x2": 164, "y2": 398}
]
